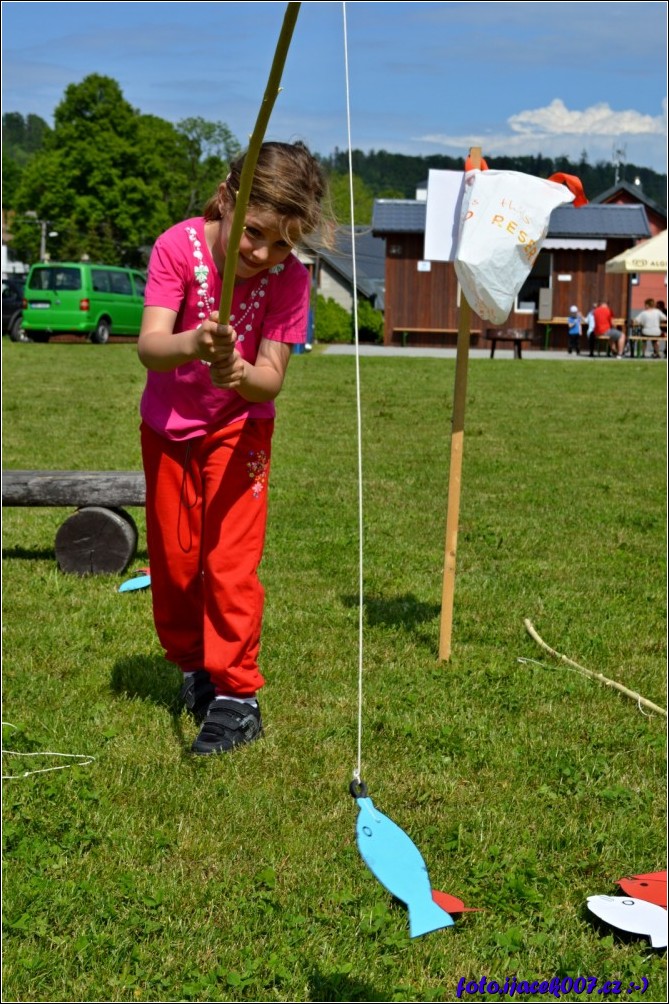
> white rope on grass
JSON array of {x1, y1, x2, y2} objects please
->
[
  {"x1": 1, "y1": 721, "x2": 95, "y2": 779},
  {"x1": 342, "y1": 1, "x2": 365, "y2": 786}
]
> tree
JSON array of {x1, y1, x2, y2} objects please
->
[
  {"x1": 8, "y1": 75, "x2": 239, "y2": 267},
  {"x1": 1, "y1": 151, "x2": 24, "y2": 208},
  {"x1": 2, "y1": 112, "x2": 52, "y2": 206},
  {"x1": 327, "y1": 172, "x2": 375, "y2": 225},
  {"x1": 176, "y1": 117, "x2": 241, "y2": 215},
  {"x1": 2, "y1": 112, "x2": 51, "y2": 158}
]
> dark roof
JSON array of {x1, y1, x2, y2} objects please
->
[
  {"x1": 372, "y1": 199, "x2": 651, "y2": 240},
  {"x1": 305, "y1": 226, "x2": 386, "y2": 304},
  {"x1": 548, "y1": 204, "x2": 650, "y2": 238},
  {"x1": 591, "y1": 180, "x2": 667, "y2": 220},
  {"x1": 372, "y1": 200, "x2": 427, "y2": 233}
]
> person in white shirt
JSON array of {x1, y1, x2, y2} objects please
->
[{"x1": 634, "y1": 298, "x2": 667, "y2": 359}]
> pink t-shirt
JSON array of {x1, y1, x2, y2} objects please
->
[{"x1": 140, "y1": 217, "x2": 310, "y2": 440}]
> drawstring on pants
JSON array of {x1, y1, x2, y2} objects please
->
[{"x1": 177, "y1": 440, "x2": 198, "y2": 553}]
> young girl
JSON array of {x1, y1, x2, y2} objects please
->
[{"x1": 137, "y1": 141, "x2": 328, "y2": 755}]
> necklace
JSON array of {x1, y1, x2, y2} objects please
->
[{"x1": 187, "y1": 222, "x2": 285, "y2": 345}]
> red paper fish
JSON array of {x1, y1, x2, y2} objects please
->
[{"x1": 617, "y1": 872, "x2": 667, "y2": 910}]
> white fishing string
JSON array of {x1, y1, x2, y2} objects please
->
[
  {"x1": 2, "y1": 722, "x2": 95, "y2": 779},
  {"x1": 342, "y1": 2, "x2": 364, "y2": 785}
]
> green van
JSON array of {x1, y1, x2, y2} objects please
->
[{"x1": 22, "y1": 262, "x2": 146, "y2": 343}]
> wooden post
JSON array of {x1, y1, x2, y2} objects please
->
[{"x1": 438, "y1": 147, "x2": 481, "y2": 660}]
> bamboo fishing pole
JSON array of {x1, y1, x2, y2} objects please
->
[
  {"x1": 438, "y1": 146, "x2": 481, "y2": 661},
  {"x1": 217, "y1": 1, "x2": 301, "y2": 324}
]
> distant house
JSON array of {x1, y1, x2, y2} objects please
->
[
  {"x1": 300, "y1": 225, "x2": 386, "y2": 312},
  {"x1": 591, "y1": 181, "x2": 667, "y2": 309},
  {"x1": 371, "y1": 197, "x2": 652, "y2": 349}
]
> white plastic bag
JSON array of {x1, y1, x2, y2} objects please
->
[{"x1": 454, "y1": 169, "x2": 576, "y2": 325}]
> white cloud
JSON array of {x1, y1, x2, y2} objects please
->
[
  {"x1": 418, "y1": 99, "x2": 668, "y2": 171},
  {"x1": 508, "y1": 99, "x2": 665, "y2": 138}
]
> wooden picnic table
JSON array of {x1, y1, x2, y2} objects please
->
[{"x1": 484, "y1": 328, "x2": 533, "y2": 359}]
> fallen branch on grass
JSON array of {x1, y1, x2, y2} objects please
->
[{"x1": 523, "y1": 619, "x2": 667, "y2": 718}]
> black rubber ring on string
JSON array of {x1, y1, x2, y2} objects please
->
[{"x1": 349, "y1": 779, "x2": 368, "y2": 799}]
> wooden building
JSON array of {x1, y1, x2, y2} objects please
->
[
  {"x1": 592, "y1": 181, "x2": 667, "y2": 309},
  {"x1": 371, "y1": 199, "x2": 652, "y2": 350}
]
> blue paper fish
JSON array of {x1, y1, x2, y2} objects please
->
[
  {"x1": 118, "y1": 572, "x2": 151, "y2": 593},
  {"x1": 352, "y1": 784, "x2": 454, "y2": 938}
]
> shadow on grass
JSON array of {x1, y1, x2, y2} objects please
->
[
  {"x1": 110, "y1": 654, "x2": 191, "y2": 751},
  {"x1": 2, "y1": 545, "x2": 56, "y2": 561},
  {"x1": 110, "y1": 654, "x2": 178, "y2": 710},
  {"x1": 307, "y1": 967, "x2": 390, "y2": 1002},
  {"x1": 583, "y1": 904, "x2": 666, "y2": 952},
  {"x1": 343, "y1": 591, "x2": 440, "y2": 645}
]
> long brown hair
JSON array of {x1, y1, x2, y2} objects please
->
[{"x1": 203, "y1": 141, "x2": 331, "y2": 247}]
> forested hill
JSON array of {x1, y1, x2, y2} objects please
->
[{"x1": 321, "y1": 147, "x2": 667, "y2": 209}]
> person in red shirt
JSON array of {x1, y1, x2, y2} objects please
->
[{"x1": 592, "y1": 301, "x2": 625, "y2": 358}]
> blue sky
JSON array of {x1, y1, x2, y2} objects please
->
[{"x1": 2, "y1": 1, "x2": 667, "y2": 174}]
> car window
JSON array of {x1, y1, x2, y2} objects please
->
[
  {"x1": 132, "y1": 273, "x2": 147, "y2": 297},
  {"x1": 110, "y1": 271, "x2": 132, "y2": 295},
  {"x1": 92, "y1": 269, "x2": 111, "y2": 293},
  {"x1": 54, "y1": 268, "x2": 82, "y2": 290},
  {"x1": 29, "y1": 267, "x2": 81, "y2": 291},
  {"x1": 28, "y1": 268, "x2": 51, "y2": 291}
]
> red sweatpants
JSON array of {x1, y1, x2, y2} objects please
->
[{"x1": 141, "y1": 418, "x2": 274, "y2": 696}]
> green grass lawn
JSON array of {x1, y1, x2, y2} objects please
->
[{"x1": 2, "y1": 340, "x2": 666, "y2": 1002}]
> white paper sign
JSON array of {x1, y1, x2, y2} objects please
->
[{"x1": 424, "y1": 170, "x2": 466, "y2": 262}]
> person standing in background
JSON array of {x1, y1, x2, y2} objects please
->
[
  {"x1": 586, "y1": 303, "x2": 597, "y2": 356},
  {"x1": 567, "y1": 305, "x2": 583, "y2": 355}
]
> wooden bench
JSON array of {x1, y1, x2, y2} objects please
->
[
  {"x1": 595, "y1": 334, "x2": 612, "y2": 357},
  {"x1": 2, "y1": 470, "x2": 145, "y2": 576},
  {"x1": 392, "y1": 327, "x2": 482, "y2": 348},
  {"x1": 484, "y1": 329, "x2": 533, "y2": 359},
  {"x1": 627, "y1": 335, "x2": 667, "y2": 359}
]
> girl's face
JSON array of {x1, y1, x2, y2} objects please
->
[{"x1": 220, "y1": 209, "x2": 298, "y2": 281}]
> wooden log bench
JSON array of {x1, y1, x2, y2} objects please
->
[
  {"x1": 2, "y1": 470, "x2": 146, "y2": 576},
  {"x1": 484, "y1": 328, "x2": 533, "y2": 359}
]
